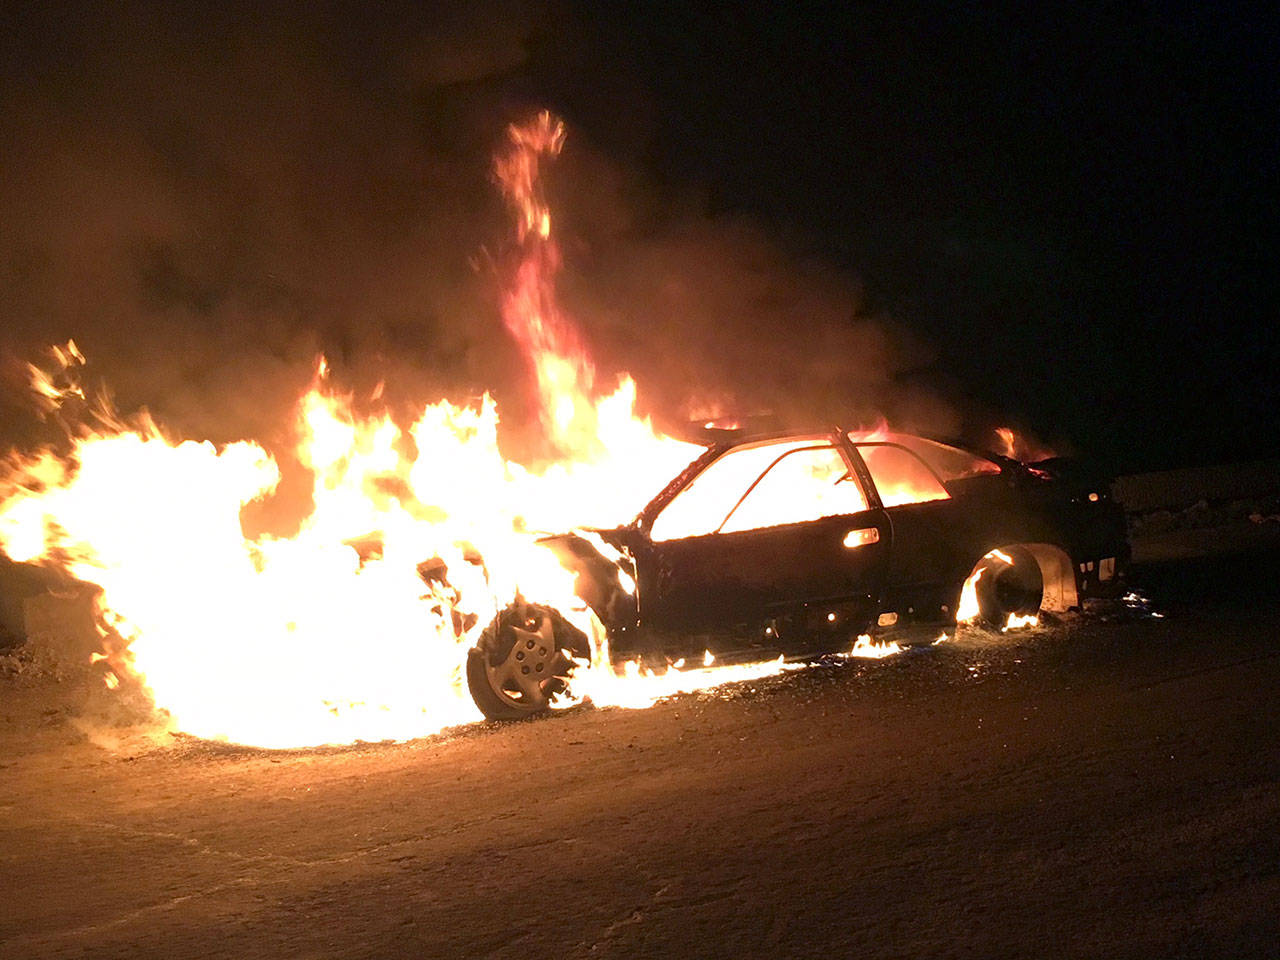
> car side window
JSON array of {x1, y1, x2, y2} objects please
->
[
  {"x1": 856, "y1": 443, "x2": 950, "y2": 507},
  {"x1": 650, "y1": 438, "x2": 846, "y2": 542},
  {"x1": 720, "y1": 446, "x2": 868, "y2": 534},
  {"x1": 847, "y1": 432, "x2": 1000, "y2": 481}
]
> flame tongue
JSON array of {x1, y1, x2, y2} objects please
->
[
  {"x1": 494, "y1": 110, "x2": 564, "y2": 245},
  {"x1": 494, "y1": 111, "x2": 597, "y2": 454}
]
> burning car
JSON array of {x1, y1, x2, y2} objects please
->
[
  {"x1": 467, "y1": 425, "x2": 1129, "y2": 719},
  {"x1": 0, "y1": 114, "x2": 1129, "y2": 748}
]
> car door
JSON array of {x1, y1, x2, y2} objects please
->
[
  {"x1": 851, "y1": 441, "x2": 971, "y2": 624},
  {"x1": 639, "y1": 438, "x2": 890, "y2": 637}
]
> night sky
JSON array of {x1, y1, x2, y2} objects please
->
[
  {"x1": 550, "y1": 2, "x2": 1278, "y2": 472},
  {"x1": 1, "y1": 1, "x2": 1275, "y2": 474}
]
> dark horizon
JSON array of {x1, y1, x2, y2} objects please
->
[{"x1": 1, "y1": 1, "x2": 1274, "y2": 475}]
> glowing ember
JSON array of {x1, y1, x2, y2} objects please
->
[
  {"x1": 847, "y1": 634, "x2": 903, "y2": 659},
  {"x1": 1002, "y1": 613, "x2": 1040, "y2": 632},
  {"x1": 579, "y1": 652, "x2": 795, "y2": 711}
]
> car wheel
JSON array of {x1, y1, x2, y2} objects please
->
[
  {"x1": 466, "y1": 601, "x2": 592, "y2": 720},
  {"x1": 974, "y1": 546, "x2": 1044, "y2": 628}
]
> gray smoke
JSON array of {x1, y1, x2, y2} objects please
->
[{"x1": 0, "y1": 1, "x2": 957, "y2": 462}]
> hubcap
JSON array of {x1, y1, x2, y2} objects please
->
[{"x1": 485, "y1": 607, "x2": 568, "y2": 711}]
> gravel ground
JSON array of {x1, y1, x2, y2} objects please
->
[{"x1": 2, "y1": 550, "x2": 1278, "y2": 959}]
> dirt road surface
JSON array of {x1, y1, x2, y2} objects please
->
[{"x1": 3, "y1": 552, "x2": 1278, "y2": 959}]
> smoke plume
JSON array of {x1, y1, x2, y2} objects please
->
[{"x1": 0, "y1": 1, "x2": 955, "y2": 459}]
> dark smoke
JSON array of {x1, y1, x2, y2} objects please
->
[{"x1": 0, "y1": 1, "x2": 957, "y2": 463}]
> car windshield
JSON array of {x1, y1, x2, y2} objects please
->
[{"x1": 549, "y1": 440, "x2": 705, "y2": 534}]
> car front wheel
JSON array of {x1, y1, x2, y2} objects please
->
[{"x1": 466, "y1": 601, "x2": 591, "y2": 720}]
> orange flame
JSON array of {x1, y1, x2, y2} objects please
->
[
  {"x1": 494, "y1": 110, "x2": 598, "y2": 453},
  {"x1": 994, "y1": 426, "x2": 1053, "y2": 463}
]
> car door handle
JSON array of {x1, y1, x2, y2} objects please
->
[{"x1": 842, "y1": 527, "x2": 880, "y2": 549}]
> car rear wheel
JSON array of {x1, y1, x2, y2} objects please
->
[
  {"x1": 971, "y1": 546, "x2": 1045, "y2": 628},
  {"x1": 466, "y1": 601, "x2": 591, "y2": 720}
]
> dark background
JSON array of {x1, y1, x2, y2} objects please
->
[
  {"x1": 551, "y1": 1, "x2": 1278, "y2": 471},
  {"x1": 1, "y1": 0, "x2": 1275, "y2": 474}
]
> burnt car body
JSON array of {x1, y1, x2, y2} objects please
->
[{"x1": 466, "y1": 427, "x2": 1129, "y2": 719}]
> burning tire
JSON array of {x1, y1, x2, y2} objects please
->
[
  {"x1": 467, "y1": 601, "x2": 591, "y2": 720},
  {"x1": 968, "y1": 546, "x2": 1045, "y2": 629}
]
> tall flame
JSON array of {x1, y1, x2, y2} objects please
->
[{"x1": 494, "y1": 110, "x2": 597, "y2": 453}]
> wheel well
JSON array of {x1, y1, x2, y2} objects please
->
[
  {"x1": 956, "y1": 541, "x2": 1080, "y2": 623},
  {"x1": 1000, "y1": 542, "x2": 1079, "y2": 613}
]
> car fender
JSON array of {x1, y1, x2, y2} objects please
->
[{"x1": 535, "y1": 529, "x2": 639, "y2": 632}]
